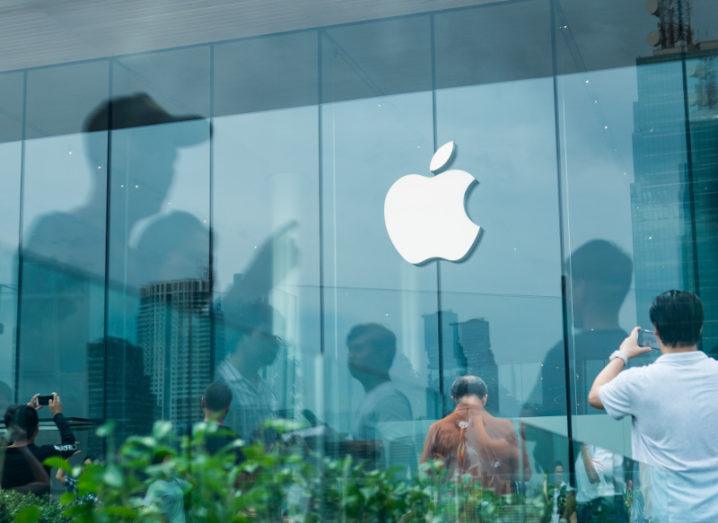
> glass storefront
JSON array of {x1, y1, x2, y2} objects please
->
[{"x1": 1, "y1": 0, "x2": 717, "y2": 518}]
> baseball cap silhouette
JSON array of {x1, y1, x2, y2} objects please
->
[{"x1": 83, "y1": 92, "x2": 209, "y2": 145}]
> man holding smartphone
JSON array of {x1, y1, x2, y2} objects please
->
[
  {"x1": 588, "y1": 291, "x2": 718, "y2": 522},
  {"x1": 2, "y1": 392, "x2": 78, "y2": 492}
]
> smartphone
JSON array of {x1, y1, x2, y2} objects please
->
[
  {"x1": 37, "y1": 394, "x2": 54, "y2": 406},
  {"x1": 638, "y1": 329, "x2": 660, "y2": 350}
]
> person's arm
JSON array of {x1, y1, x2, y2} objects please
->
[
  {"x1": 420, "y1": 423, "x2": 438, "y2": 463},
  {"x1": 588, "y1": 327, "x2": 650, "y2": 410},
  {"x1": 580, "y1": 445, "x2": 600, "y2": 484},
  {"x1": 46, "y1": 393, "x2": 78, "y2": 457},
  {"x1": 12, "y1": 446, "x2": 50, "y2": 494},
  {"x1": 5, "y1": 428, "x2": 51, "y2": 495}
]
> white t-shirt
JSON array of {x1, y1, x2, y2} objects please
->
[
  {"x1": 599, "y1": 351, "x2": 718, "y2": 522},
  {"x1": 353, "y1": 381, "x2": 413, "y2": 442},
  {"x1": 575, "y1": 445, "x2": 624, "y2": 503}
]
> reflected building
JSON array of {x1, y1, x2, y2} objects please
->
[
  {"x1": 453, "y1": 318, "x2": 499, "y2": 413},
  {"x1": 423, "y1": 310, "x2": 463, "y2": 417},
  {"x1": 632, "y1": 47, "x2": 718, "y2": 354},
  {"x1": 87, "y1": 337, "x2": 155, "y2": 453},
  {"x1": 138, "y1": 278, "x2": 213, "y2": 429},
  {"x1": 424, "y1": 311, "x2": 498, "y2": 416}
]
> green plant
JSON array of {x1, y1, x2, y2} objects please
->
[
  {"x1": 3, "y1": 420, "x2": 548, "y2": 522},
  {"x1": 0, "y1": 490, "x2": 66, "y2": 523}
]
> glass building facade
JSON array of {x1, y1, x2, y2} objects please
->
[{"x1": 1, "y1": 0, "x2": 717, "y2": 517}]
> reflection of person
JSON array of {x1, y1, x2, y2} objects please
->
[
  {"x1": 522, "y1": 240, "x2": 632, "y2": 474},
  {"x1": 421, "y1": 376, "x2": 528, "y2": 493},
  {"x1": 19, "y1": 93, "x2": 208, "y2": 416},
  {"x1": 528, "y1": 240, "x2": 633, "y2": 416},
  {"x1": 575, "y1": 444, "x2": 625, "y2": 521},
  {"x1": 346, "y1": 324, "x2": 413, "y2": 468},
  {"x1": 547, "y1": 461, "x2": 576, "y2": 523},
  {"x1": 135, "y1": 210, "x2": 210, "y2": 286},
  {"x1": 143, "y1": 455, "x2": 187, "y2": 523},
  {"x1": 217, "y1": 302, "x2": 282, "y2": 441},
  {"x1": 589, "y1": 290, "x2": 718, "y2": 521},
  {"x1": 1, "y1": 394, "x2": 78, "y2": 493}
]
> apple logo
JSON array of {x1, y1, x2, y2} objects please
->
[{"x1": 384, "y1": 141, "x2": 480, "y2": 264}]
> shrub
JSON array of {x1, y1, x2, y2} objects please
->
[{"x1": 4, "y1": 420, "x2": 548, "y2": 522}]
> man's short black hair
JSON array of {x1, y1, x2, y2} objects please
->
[
  {"x1": 10, "y1": 405, "x2": 39, "y2": 439},
  {"x1": 203, "y1": 381, "x2": 232, "y2": 413},
  {"x1": 346, "y1": 323, "x2": 397, "y2": 371},
  {"x1": 450, "y1": 375, "x2": 488, "y2": 402},
  {"x1": 650, "y1": 290, "x2": 703, "y2": 347}
]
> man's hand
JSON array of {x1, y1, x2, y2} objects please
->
[
  {"x1": 588, "y1": 327, "x2": 649, "y2": 409},
  {"x1": 49, "y1": 393, "x2": 63, "y2": 416},
  {"x1": 28, "y1": 394, "x2": 42, "y2": 411},
  {"x1": 619, "y1": 327, "x2": 652, "y2": 360}
]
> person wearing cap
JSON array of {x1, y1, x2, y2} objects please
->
[{"x1": 18, "y1": 93, "x2": 209, "y2": 418}]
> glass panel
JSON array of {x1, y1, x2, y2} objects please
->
[
  {"x1": 18, "y1": 61, "x2": 110, "y2": 422},
  {"x1": 435, "y1": 0, "x2": 564, "y2": 485},
  {"x1": 320, "y1": 16, "x2": 436, "y2": 472},
  {"x1": 0, "y1": 72, "x2": 23, "y2": 411},
  {"x1": 106, "y1": 46, "x2": 211, "y2": 443},
  {"x1": 212, "y1": 32, "x2": 321, "y2": 440},
  {"x1": 686, "y1": 52, "x2": 718, "y2": 356},
  {"x1": 555, "y1": 1, "x2": 718, "y2": 519}
]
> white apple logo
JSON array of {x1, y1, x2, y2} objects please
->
[{"x1": 384, "y1": 141, "x2": 480, "y2": 264}]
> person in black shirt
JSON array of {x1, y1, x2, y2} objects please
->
[
  {"x1": 199, "y1": 382, "x2": 240, "y2": 458},
  {"x1": 522, "y1": 240, "x2": 633, "y2": 474},
  {"x1": 2, "y1": 393, "x2": 78, "y2": 493}
]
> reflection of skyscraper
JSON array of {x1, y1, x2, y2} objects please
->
[
  {"x1": 87, "y1": 337, "x2": 155, "y2": 453},
  {"x1": 423, "y1": 312, "x2": 498, "y2": 416},
  {"x1": 424, "y1": 310, "x2": 461, "y2": 417},
  {"x1": 453, "y1": 318, "x2": 499, "y2": 413},
  {"x1": 424, "y1": 311, "x2": 466, "y2": 418},
  {"x1": 138, "y1": 279, "x2": 213, "y2": 429},
  {"x1": 632, "y1": 48, "x2": 718, "y2": 354}
]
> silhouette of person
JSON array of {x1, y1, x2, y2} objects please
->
[
  {"x1": 346, "y1": 323, "x2": 414, "y2": 469},
  {"x1": 216, "y1": 301, "x2": 284, "y2": 441},
  {"x1": 134, "y1": 210, "x2": 210, "y2": 285},
  {"x1": 523, "y1": 239, "x2": 633, "y2": 473},
  {"x1": 18, "y1": 93, "x2": 208, "y2": 417}
]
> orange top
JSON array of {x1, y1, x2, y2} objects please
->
[{"x1": 420, "y1": 403, "x2": 530, "y2": 493}]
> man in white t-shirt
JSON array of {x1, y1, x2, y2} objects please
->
[
  {"x1": 346, "y1": 324, "x2": 414, "y2": 470},
  {"x1": 588, "y1": 290, "x2": 718, "y2": 522},
  {"x1": 575, "y1": 444, "x2": 625, "y2": 520}
]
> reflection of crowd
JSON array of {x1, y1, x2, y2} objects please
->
[{"x1": 9, "y1": 90, "x2": 718, "y2": 520}]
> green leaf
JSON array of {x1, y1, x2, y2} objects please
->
[
  {"x1": 59, "y1": 491, "x2": 75, "y2": 506},
  {"x1": 13, "y1": 505, "x2": 41, "y2": 523},
  {"x1": 103, "y1": 464, "x2": 124, "y2": 488},
  {"x1": 43, "y1": 456, "x2": 71, "y2": 471},
  {"x1": 96, "y1": 420, "x2": 116, "y2": 437},
  {"x1": 152, "y1": 420, "x2": 173, "y2": 440}
]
